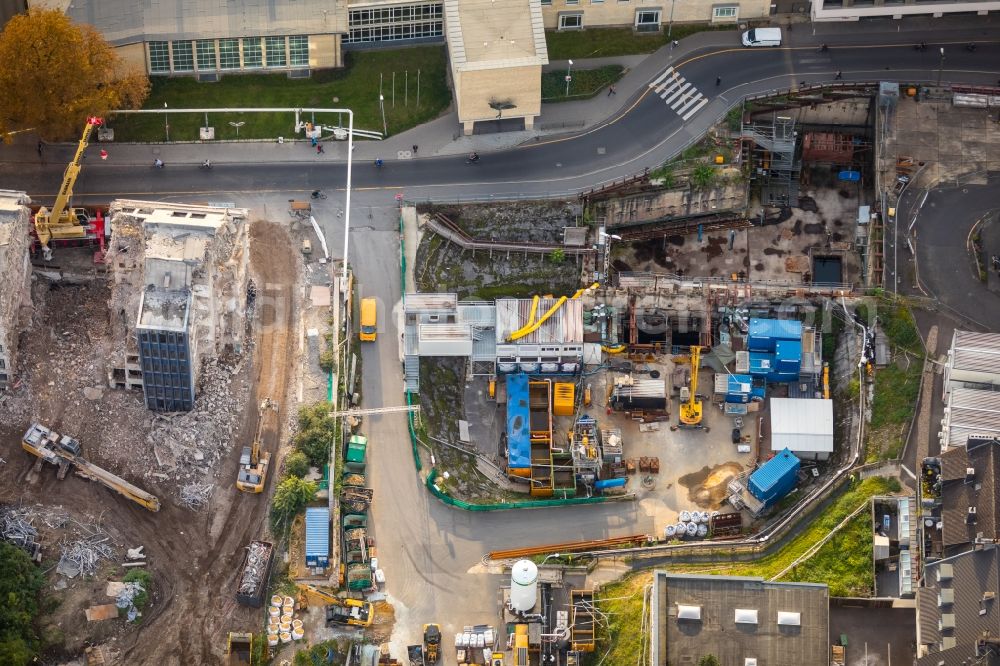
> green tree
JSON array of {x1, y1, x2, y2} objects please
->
[
  {"x1": 293, "y1": 402, "x2": 337, "y2": 467},
  {"x1": 549, "y1": 248, "x2": 566, "y2": 264},
  {"x1": 270, "y1": 476, "x2": 318, "y2": 533},
  {"x1": 284, "y1": 450, "x2": 310, "y2": 478},
  {"x1": 0, "y1": 542, "x2": 45, "y2": 665},
  {"x1": 698, "y1": 656, "x2": 721, "y2": 666},
  {"x1": 0, "y1": 9, "x2": 149, "y2": 140},
  {"x1": 691, "y1": 164, "x2": 716, "y2": 190}
]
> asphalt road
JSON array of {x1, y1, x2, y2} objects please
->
[{"x1": 5, "y1": 26, "x2": 1000, "y2": 655}]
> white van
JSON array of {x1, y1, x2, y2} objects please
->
[{"x1": 742, "y1": 27, "x2": 782, "y2": 47}]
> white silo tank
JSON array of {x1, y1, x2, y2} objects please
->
[{"x1": 510, "y1": 559, "x2": 538, "y2": 613}]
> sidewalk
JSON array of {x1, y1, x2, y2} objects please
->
[{"x1": 3, "y1": 15, "x2": 994, "y2": 168}]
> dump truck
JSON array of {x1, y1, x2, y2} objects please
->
[
  {"x1": 235, "y1": 540, "x2": 274, "y2": 607},
  {"x1": 226, "y1": 633, "x2": 253, "y2": 665},
  {"x1": 22, "y1": 423, "x2": 160, "y2": 512},
  {"x1": 422, "y1": 624, "x2": 441, "y2": 664},
  {"x1": 325, "y1": 597, "x2": 374, "y2": 627}
]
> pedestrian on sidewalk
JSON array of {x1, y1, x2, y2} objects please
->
[
  {"x1": 672, "y1": 40, "x2": 679, "y2": 48},
  {"x1": 36, "y1": 141, "x2": 43, "y2": 157},
  {"x1": 607, "y1": 85, "x2": 616, "y2": 96},
  {"x1": 316, "y1": 143, "x2": 324, "y2": 154},
  {"x1": 835, "y1": 71, "x2": 843, "y2": 80},
  {"x1": 412, "y1": 144, "x2": 419, "y2": 155},
  {"x1": 311, "y1": 136, "x2": 317, "y2": 147},
  {"x1": 715, "y1": 76, "x2": 722, "y2": 86}
]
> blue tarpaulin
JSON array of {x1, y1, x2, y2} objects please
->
[
  {"x1": 838, "y1": 170, "x2": 861, "y2": 182},
  {"x1": 506, "y1": 374, "x2": 531, "y2": 471}
]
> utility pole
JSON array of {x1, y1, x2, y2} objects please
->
[{"x1": 937, "y1": 48, "x2": 945, "y2": 87}]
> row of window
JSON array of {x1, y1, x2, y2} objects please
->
[
  {"x1": 556, "y1": 5, "x2": 737, "y2": 29},
  {"x1": 148, "y1": 36, "x2": 309, "y2": 74},
  {"x1": 346, "y1": 2, "x2": 444, "y2": 43},
  {"x1": 347, "y1": 22, "x2": 443, "y2": 43},
  {"x1": 142, "y1": 371, "x2": 192, "y2": 389}
]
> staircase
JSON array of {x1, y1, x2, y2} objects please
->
[{"x1": 404, "y1": 355, "x2": 420, "y2": 393}]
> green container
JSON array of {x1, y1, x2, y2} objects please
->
[
  {"x1": 346, "y1": 434, "x2": 368, "y2": 463},
  {"x1": 342, "y1": 513, "x2": 368, "y2": 528}
]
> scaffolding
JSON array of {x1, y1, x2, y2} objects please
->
[{"x1": 744, "y1": 116, "x2": 802, "y2": 208}]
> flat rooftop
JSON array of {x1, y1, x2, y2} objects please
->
[
  {"x1": 654, "y1": 572, "x2": 829, "y2": 666},
  {"x1": 444, "y1": 0, "x2": 547, "y2": 70}
]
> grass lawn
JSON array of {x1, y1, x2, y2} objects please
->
[
  {"x1": 595, "y1": 476, "x2": 899, "y2": 666},
  {"x1": 110, "y1": 47, "x2": 451, "y2": 142},
  {"x1": 545, "y1": 25, "x2": 735, "y2": 60},
  {"x1": 857, "y1": 299, "x2": 924, "y2": 461},
  {"x1": 541, "y1": 65, "x2": 624, "y2": 102}
]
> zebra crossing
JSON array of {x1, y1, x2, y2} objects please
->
[{"x1": 647, "y1": 67, "x2": 710, "y2": 121}]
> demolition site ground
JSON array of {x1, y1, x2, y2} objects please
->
[{"x1": 0, "y1": 220, "x2": 299, "y2": 664}]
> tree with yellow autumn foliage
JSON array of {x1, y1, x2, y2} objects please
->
[{"x1": 0, "y1": 8, "x2": 149, "y2": 141}]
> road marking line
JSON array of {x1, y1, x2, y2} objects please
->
[
  {"x1": 664, "y1": 82, "x2": 691, "y2": 106},
  {"x1": 654, "y1": 75, "x2": 684, "y2": 95},
  {"x1": 681, "y1": 97, "x2": 710, "y2": 121},
  {"x1": 675, "y1": 92, "x2": 704, "y2": 115},
  {"x1": 670, "y1": 87, "x2": 697, "y2": 111},
  {"x1": 658, "y1": 81, "x2": 681, "y2": 99},
  {"x1": 648, "y1": 67, "x2": 674, "y2": 88}
]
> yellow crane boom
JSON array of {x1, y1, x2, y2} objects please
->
[
  {"x1": 678, "y1": 345, "x2": 703, "y2": 427},
  {"x1": 34, "y1": 117, "x2": 102, "y2": 260}
]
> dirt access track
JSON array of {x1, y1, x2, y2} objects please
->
[{"x1": 0, "y1": 220, "x2": 298, "y2": 665}]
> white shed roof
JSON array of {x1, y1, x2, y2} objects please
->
[
  {"x1": 770, "y1": 398, "x2": 834, "y2": 453},
  {"x1": 951, "y1": 330, "x2": 1000, "y2": 376}
]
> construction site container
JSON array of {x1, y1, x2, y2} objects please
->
[
  {"x1": 506, "y1": 374, "x2": 532, "y2": 476},
  {"x1": 235, "y1": 540, "x2": 274, "y2": 608},
  {"x1": 748, "y1": 352, "x2": 774, "y2": 377},
  {"x1": 346, "y1": 435, "x2": 368, "y2": 463},
  {"x1": 347, "y1": 562, "x2": 373, "y2": 590},
  {"x1": 748, "y1": 448, "x2": 800, "y2": 506},
  {"x1": 553, "y1": 383, "x2": 575, "y2": 416},
  {"x1": 305, "y1": 507, "x2": 330, "y2": 568},
  {"x1": 715, "y1": 373, "x2": 753, "y2": 403},
  {"x1": 748, "y1": 318, "x2": 803, "y2": 352},
  {"x1": 610, "y1": 379, "x2": 667, "y2": 411},
  {"x1": 775, "y1": 339, "x2": 802, "y2": 370}
]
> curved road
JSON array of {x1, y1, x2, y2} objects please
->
[{"x1": 3, "y1": 28, "x2": 999, "y2": 657}]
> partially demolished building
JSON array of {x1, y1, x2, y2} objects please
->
[
  {"x1": 0, "y1": 190, "x2": 33, "y2": 390},
  {"x1": 105, "y1": 201, "x2": 250, "y2": 411}
]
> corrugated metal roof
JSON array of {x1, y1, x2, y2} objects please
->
[
  {"x1": 305, "y1": 507, "x2": 330, "y2": 557},
  {"x1": 952, "y1": 330, "x2": 1000, "y2": 375},
  {"x1": 404, "y1": 293, "x2": 458, "y2": 313},
  {"x1": 418, "y1": 324, "x2": 472, "y2": 341},
  {"x1": 749, "y1": 318, "x2": 803, "y2": 342},
  {"x1": 749, "y1": 449, "x2": 800, "y2": 494},
  {"x1": 943, "y1": 388, "x2": 1000, "y2": 447},
  {"x1": 770, "y1": 398, "x2": 834, "y2": 452},
  {"x1": 457, "y1": 303, "x2": 496, "y2": 326},
  {"x1": 495, "y1": 298, "x2": 583, "y2": 345}
]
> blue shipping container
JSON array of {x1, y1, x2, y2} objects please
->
[
  {"x1": 749, "y1": 352, "x2": 774, "y2": 377},
  {"x1": 775, "y1": 339, "x2": 802, "y2": 369},
  {"x1": 724, "y1": 374, "x2": 753, "y2": 403},
  {"x1": 749, "y1": 449, "x2": 800, "y2": 506},
  {"x1": 506, "y1": 374, "x2": 531, "y2": 472},
  {"x1": 305, "y1": 507, "x2": 331, "y2": 568},
  {"x1": 747, "y1": 318, "x2": 803, "y2": 352},
  {"x1": 766, "y1": 370, "x2": 799, "y2": 384}
]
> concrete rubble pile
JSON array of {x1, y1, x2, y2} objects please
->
[
  {"x1": 238, "y1": 540, "x2": 270, "y2": 598},
  {"x1": 179, "y1": 482, "x2": 214, "y2": 510},
  {"x1": 147, "y1": 355, "x2": 251, "y2": 475},
  {"x1": 54, "y1": 514, "x2": 118, "y2": 578},
  {"x1": 104, "y1": 199, "x2": 250, "y2": 403},
  {"x1": 0, "y1": 190, "x2": 34, "y2": 390}
]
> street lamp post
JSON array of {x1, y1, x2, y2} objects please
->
[
  {"x1": 163, "y1": 102, "x2": 169, "y2": 142},
  {"x1": 565, "y1": 59, "x2": 574, "y2": 97},
  {"x1": 937, "y1": 48, "x2": 945, "y2": 87},
  {"x1": 540, "y1": 553, "x2": 562, "y2": 565},
  {"x1": 378, "y1": 94, "x2": 388, "y2": 137},
  {"x1": 667, "y1": 0, "x2": 676, "y2": 41},
  {"x1": 229, "y1": 121, "x2": 245, "y2": 139}
]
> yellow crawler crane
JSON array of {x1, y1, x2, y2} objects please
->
[
  {"x1": 678, "y1": 345, "x2": 704, "y2": 428},
  {"x1": 34, "y1": 117, "x2": 103, "y2": 260}
]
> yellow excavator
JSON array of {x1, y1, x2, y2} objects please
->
[
  {"x1": 678, "y1": 345, "x2": 704, "y2": 428},
  {"x1": 236, "y1": 398, "x2": 276, "y2": 493},
  {"x1": 34, "y1": 117, "x2": 103, "y2": 261}
]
